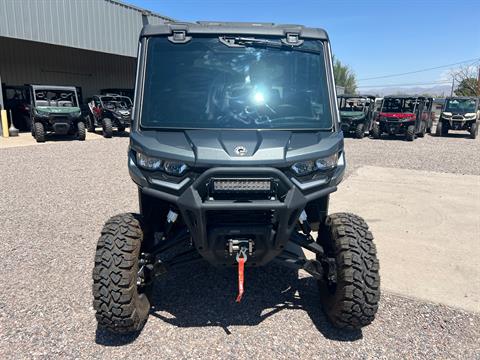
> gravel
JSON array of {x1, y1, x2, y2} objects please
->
[
  {"x1": 0, "y1": 134, "x2": 479, "y2": 359},
  {"x1": 344, "y1": 132, "x2": 480, "y2": 177}
]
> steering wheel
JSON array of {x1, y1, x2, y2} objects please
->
[{"x1": 207, "y1": 79, "x2": 278, "y2": 126}]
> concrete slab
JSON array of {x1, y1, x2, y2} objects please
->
[
  {"x1": 0, "y1": 130, "x2": 126, "y2": 149},
  {"x1": 325, "y1": 166, "x2": 480, "y2": 313}
]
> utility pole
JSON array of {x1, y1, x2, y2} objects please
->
[
  {"x1": 450, "y1": 77, "x2": 455, "y2": 97},
  {"x1": 477, "y1": 65, "x2": 480, "y2": 96}
]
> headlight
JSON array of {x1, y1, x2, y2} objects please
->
[
  {"x1": 291, "y1": 160, "x2": 317, "y2": 175},
  {"x1": 136, "y1": 152, "x2": 163, "y2": 170},
  {"x1": 291, "y1": 153, "x2": 339, "y2": 176},
  {"x1": 34, "y1": 108, "x2": 49, "y2": 117},
  {"x1": 315, "y1": 153, "x2": 339, "y2": 170},
  {"x1": 135, "y1": 152, "x2": 188, "y2": 175},
  {"x1": 163, "y1": 160, "x2": 188, "y2": 176},
  {"x1": 442, "y1": 112, "x2": 452, "y2": 118},
  {"x1": 464, "y1": 113, "x2": 476, "y2": 119}
]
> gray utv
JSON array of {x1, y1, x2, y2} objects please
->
[
  {"x1": 92, "y1": 22, "x2": 380, "y2": 334},
  {"x1": 436, "y1": 97, "x2": 479, "y2": 139}
]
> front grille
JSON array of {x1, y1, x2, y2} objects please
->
[
  {"x1": 207, "y1": 210, "x2": 273, "y2": 226},
  {"x1": 51, "y1": 116, "x2": 69, "y2": 122}
]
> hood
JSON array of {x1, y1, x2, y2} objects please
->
[
  {"x1": 36, "y1": 106, "x2": 80, "y2": 114},
  {"x1": 379, "y1": 112, "x2": 415, "y2": 119},
  {"x1": 111, "y1": 108, "x2": 132, "y2": 116},
  {"x1": 340, "y1": 111, "x2": 365, "y2": 118},
  {"x1": 130, "y1": 130, "x2": 343, "y2": 167},
  {"x1": 444, "y1": 110, "x2": 472, "y2": 115}
]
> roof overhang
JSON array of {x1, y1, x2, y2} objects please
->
[
  {"x1": 31, "y1": 85, "x2": 77, "y2": 91},
  {"x1": 140, "y1": 22, "x2": 329, "y2": 41}
]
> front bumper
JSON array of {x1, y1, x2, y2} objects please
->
[
  {"x1": 37, "y1": 115, "x2": 76, "y2": 134},
  {"x1": 441, "y1": 117, "x2": 476, "y2": 130},
  {"x1": 379, "y1": 119, "x2": 414, "y2": 134},
  {"x1": 340, "y1": 118, "x2": 364, "y2": 132},
  {"x1": 113, "y1": 116, "x2": 131, "y2": 127},
  {"x1": 129, "y1": 154, "x2": 343, "y2": 266}
]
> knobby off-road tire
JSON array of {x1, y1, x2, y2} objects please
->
[
  {"x1": 470, "y1": 122, "x2": 478, "y2": 139},
  {"x1": 371, "y1": 123, "x2": 381, "y2": 139},
  {"x1": 77, "y1": 121, "x2": 86, "y2": 141},
  {"x1": 355, "y1": 123, "x2": 365, "y2": 139},
  {"x1": 405, "y1": 125, "x2": 415, "y2": 141},
  {"x1": 34, "y1": 122, "x2": 45, "y2": 143},
  {"x1": 436, "y1": 121, "x2": 448, "y2": 136},
  {"x1": 318, "y1": 213, "x2": 380, "y2": 330},
  {"x1": 92, "y1": 213, "x2": 150, "y2": 334},
  {"x1": 86, "y1": 115, "x2": 96, "y2": 133},
  {"x1": 102, "y1": 118, "x2": 113, "y2": 138}
]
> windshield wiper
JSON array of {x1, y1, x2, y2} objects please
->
[{"x1": 219, "y1": 36, "x2": 321, "y2": 55}]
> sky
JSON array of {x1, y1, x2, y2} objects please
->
[{"x1": 129, "y1": 0, "x2": 480, "y2": 92}]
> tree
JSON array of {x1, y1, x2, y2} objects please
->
[
  {"x1": 451, "y1": 64, "x2": 480, "y2": 96},
  {"x1": 332, "y1": 55, "x2": 357, "y2": 94},
  {"x1": 455, "y1": 78, "x2": 479, "y2": 96}
]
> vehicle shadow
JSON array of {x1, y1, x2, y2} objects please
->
[
  {"x1": 429, "y1": 132, "x2": 473, "y2": 139},
  {"x1": 95, "y1": 262, "x2": 362, "y2": 345},
  {"x1": 368, "y1": 135, "x2": 408, "y2": 141},
  {"x1": 44, "y1": 135, "x2": 82, "y2": 142},
  {"x1": 89, "y1": 130, "x2": 130, "y2": 138},
  {"x1": 148, "y1": 262, "x2": 362, "y2": 340}
]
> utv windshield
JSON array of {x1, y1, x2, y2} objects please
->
[
  {"x1": 141, "y1": 36, "x2": 333, "y2": 130},
  {"x1": 34, "y1": 89, "x2": 78, "y2": 107},
  {"x1": 339, "y1": 98, "x2": 366, "y2": 112},
  {"x1": 101, "y1": 96, "x2": 132, "y2": 109},
  {"x1": 445, "y1": 98, "x2": 477, "y2": 113},
  {"x1": 381, "y1": 98, "x2": 416, "y2": 113}
]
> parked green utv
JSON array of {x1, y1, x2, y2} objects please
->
[
  {"x1": 337, "y1": 95, "x2": 376, "y2": 138},
  {"x1": 28, "y1": 85, "x2": 85, "y2": 143}
]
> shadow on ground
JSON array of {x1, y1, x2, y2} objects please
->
[
  {"x1": 432, "y1": 132, "x2": 475, "y2": 139},
  {"x1": 95, "y1": 262, "x2": 362, "y2": 346}
]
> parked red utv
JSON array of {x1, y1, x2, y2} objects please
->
[{"x1": 371, "y1": 95, "x2": 433, "y2": 141}]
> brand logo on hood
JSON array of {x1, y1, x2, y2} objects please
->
[{"x1": 234, "y1": 145, "x2": 248, "y2": 156}]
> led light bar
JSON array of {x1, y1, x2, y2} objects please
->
[{"x1": 212, "y1": 178, "x2": 272, "y2": 192}]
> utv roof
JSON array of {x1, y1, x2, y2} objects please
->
[
  {"x1": 384, "y1": 95, "x2": 430, "y2": 99},
  {"x1": 445, "y1": 96, "x2": 479, "y2": 100},
  {"x1": 31, "y1": 85, "x2": 77, "y2": 91},
  {"x1": 140, "y1": 21, "x2": 329, "y2": 40},
  {"x1": 337, "y1": 94, "x2": 375, "y2": 99}
]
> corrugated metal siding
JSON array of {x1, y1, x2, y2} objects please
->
[
  {"x1": 0, "y1": 37, "x2": 136, "y2": 98},
  {"x1": 0, "y1": 0, "x2": 172, "y2": 57}
]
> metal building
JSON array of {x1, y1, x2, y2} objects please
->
[{"x1": 0, "y1": 0, "x2": 172, "y2": 105}]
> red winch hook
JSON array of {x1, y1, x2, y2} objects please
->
[{"x1": 235, "y1": 248, "x2": 248, "y2": 302}]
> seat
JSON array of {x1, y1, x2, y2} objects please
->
[{"x1": 35, "y1": 92, "x2": 49, "y2": 106}]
